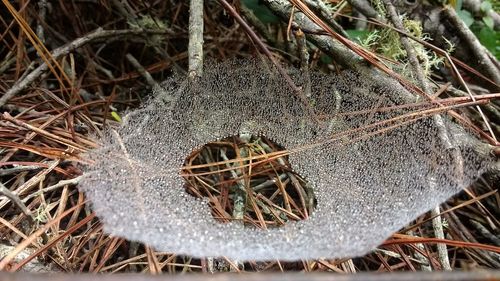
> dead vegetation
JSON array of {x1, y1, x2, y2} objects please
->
[{"x1": 0, "y1": 0, "x2": 499, "y2": 274}]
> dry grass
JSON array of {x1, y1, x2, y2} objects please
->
[{"x1": 0, "y1": 0, "x2": 499, "y2": 274}]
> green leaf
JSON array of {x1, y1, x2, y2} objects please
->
[
  {"x1": 320, "y1": 54, "x2": 333, "y2": 64},
  {"x1": 242, "y1": 0, "x2": 279, "y2": 24},
  {"x1": 480, "y1": 1, "x2": 492, "y2": 12},
  {"x1": 455, "y1": 0, "x2": 463, "y2": 10},
  {"x1": 457, "y1": 10, "x2": 474, "y2": 27},
  {"x1": 111, "y1": 111, "x2": 122, "y2": 122},
  {"x1": 345, "y1": 29, "x2": 370, "y2": 43},
  {"x1": 478, "y1": 27, "x2": 499, "y2": 59},
  {"x1": 483, "y1": 15, "x2": 494, "y2": 29}
]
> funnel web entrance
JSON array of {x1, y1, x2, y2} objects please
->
[{"x1": 182, "y1": 135, "x2": 316, "y2": 228}]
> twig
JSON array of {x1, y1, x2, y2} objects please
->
[
  {"x1": 218, "y1": 0, "x2": 317, "y2": 119},
  {"x1": 294, "y1": 29, "x2": 311, "y2": 97},
  {"x1": 382, "y1": 0, "x2": 453, "y2": 270},
  {"x1": 240, "y1": 4, "x2": 277, "y2": 48},
  {"x1": 9, "y1": 211, "x2": 95, "y2": 272},
  {"x1": 366, "y1": 16, "x2": 498, "y2": 142},
  {"x1": 0, "y1": 182, "x2": 31, "y2": 217},
  {"x1": 125, "y1": 53, "x2": 158, "y2": 88},
  {"x1": 404, "y1": 231, "x2": 432, "y2": 271},
  {"x1": 188, "y1": 0, "x2": 204, "y2": 79},
  {"x1": 353, "y1": 10, "x2": 368, "y2": 30},
  {"x1": 128, "y1": 242, "x2": 140, "y2": 272},
  {"x1": 219, "y1": 148, "x2": 245, "y2": 271},
  {"x1": 431, "y1": 206, "x2": 452, "y2": 270},
  {"x1": 110, "y1": 0, "x2": 138, "y2": 25},
  {"x1": 262, "y1": 0, "x2": 362, "y2": 69},
  {"x1": 0, "y1": 50, "x2": 19, "y2": 75},
  {"x1": 380, "y1": 0, "x2": 495, "y2": 147},
  {"x1": 0, "y1": 160, "x2": 60, "y2": 210},
  {"x1": 346, "y1": 0, "x2": 381, "y2": 20},
  {"x1": 257, "y1": 138, "x2": 310, "y2": 216},
  {"x1": 36, "y1": 0, "x2": 47, "y2": 43},
  {"x1": 252, "y1": 174, "x2": 288, "y2": 192},
  {"x1": 380, "y1": 0, "x2": 429, "y2": 92},
  {"x1": 0, "y1": 201, "x2": 86, "y2": 271},
  {"x1": 302, "y1": 0, "x2": 349, "y2": 38},
  {"x1": 444, "y1": 204, "x2": 500, "y2": 267},
  {"x1": 264, "y1": 0, "x2": 497, "y2": 146},
  {"x1": 0, "y1": 28, "x2": 172, "y2": 107},
  {"x1": 294, "y1": 29, "x2": 309, "y2": 70},
  {"x1": 443, "y1": 7, "x2": 500, "y2": 85},
  {"x1": 217, "y1": 0, "x2": 294, "y2": 81},
  {"x1": 0, "y1": 165, "x2": 42, "y2": 176},
  {"x1": 22, "y1": 175, "x2": 82, "y2": 202},
  {"x1": 469, "y1": 219, "x2": 500, "y2": 246},
  {"x1": 219, "y1": 148, "x2": 246, "y2": 221}
]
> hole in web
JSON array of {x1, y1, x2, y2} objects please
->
[{"x1": 182, "y1": 135, "x2": 317, "y2": 229}]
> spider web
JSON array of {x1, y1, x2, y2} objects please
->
[{"x1": 79, "y1": 60, "x2": 490, "y2": 260}]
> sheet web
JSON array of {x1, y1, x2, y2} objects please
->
[{"x1": 80, "y1": 61, "x2": 489, "y2": 260}]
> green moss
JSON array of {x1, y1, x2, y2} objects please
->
[{"x1": 359, "y1": 15, "x2": 444, "y2": 81}]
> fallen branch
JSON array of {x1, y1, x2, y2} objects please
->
[
  {"x1": 188, "y1": 0, "x2": 204, "y2": 79},
  {"x1": 0, "y1": 28, "x2": 173, "y2": 107},
  {"x1": 443, "y1": 7, "x2": 500, "y2": 85}
]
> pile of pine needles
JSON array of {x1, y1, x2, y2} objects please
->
[{"x1": 0, "y1": 0, "x2": 499, "y2": 274}]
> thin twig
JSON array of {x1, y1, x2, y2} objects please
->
[
  {"x1": 217, "y1": 0, "x2": 317, "y2": 121},
  {"x1": 0, "y1": 182, "x2": 31, "y2": 217},
  {"x1": 240, "y1": 4, "x2": 276, "y2": 48},
  {"x1": 125, "y1": 53, "x2": 158, "y2": 88},
  {"x1": 188, "y1": 0, "x2": 204, "y2": 79},
  {"x1": 0, "y1": 28, "x2": 172, "y2": 107},
  {"x1": 35, "y1": 0, "x2": 47, "y2": 43},
  {"x1": 0, "y1": 160, "x2": 60, "y2": 210},
  {"x1": 346, "y1": 0, "x2": 381, "y2": 20},
  {"x1": 443, "y1": 7, "x2": 500, "y2": 85},
  {"x1": 381, "y1": 0, "x2": 453, "y2": 270},
  {"x1": 302, "y1": 0, "x2": 349, "y2": 37},
  {"x1": 22, "y1": 175, "x2": 82, "y2": 202},
  {"x1": 263, "y1": 0, "x2": 361, "y2": 69},
  {"x1": 431, "y1": 206, "x2": 452, "y2": 270},
  {"x1": 0, "y1": 165, "x2": 42, "y2": 176}
]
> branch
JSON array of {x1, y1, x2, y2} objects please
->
[
  {"x1": 126, "y1": 53, "x2": 158, "y2": 88},
  {"x1": 443, "y1": 7, "x2": 500, "y2": 85},
  {"x1": 0, "y1": 28, "x2": 172, "y2": 107},
  {"x1": 346, "y1": 0, "x2": 381, "y2": 20},
  {"x1": 262, "y1": 0, "x2": 362, "y2": 69},
  {"x1": 188, "y1": 0, "x2": 204, "y2": 79},
  {"x1": 218, "y1": 0, "x2": 301, "y2": 92},
  {"x1": 0, "y1": 182, "x2": 31, "y2": 217},
  {"x1": 302, "y1": 0, "x2": 349, "y2": 38}
]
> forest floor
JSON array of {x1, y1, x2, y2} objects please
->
[{"x1": 0, "y1": 0, "x2": 499, "y2": 275}]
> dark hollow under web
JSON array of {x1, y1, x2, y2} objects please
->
[{"x1": 182, "y1": 135, "x2": 317, "y2": 228}]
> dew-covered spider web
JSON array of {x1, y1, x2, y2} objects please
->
[{"x1": 80, "y1": 60, "x2": 491, "y2": 260}]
